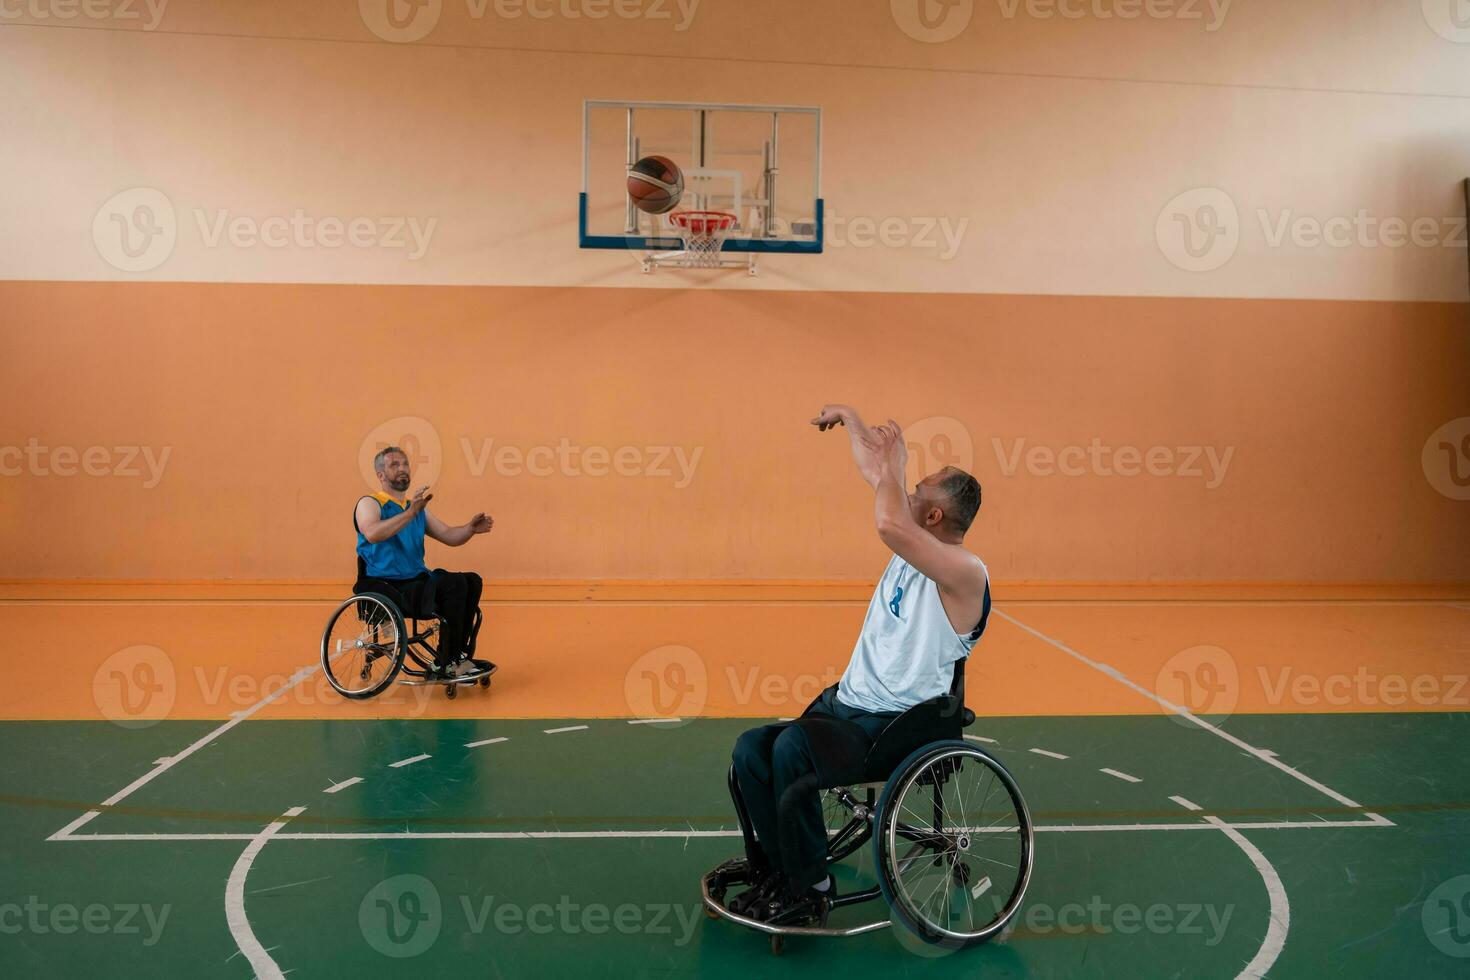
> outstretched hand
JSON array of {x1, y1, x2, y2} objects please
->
[
  {"x1": 810, "y1": 404, "x2": 850, "y2": 432},
  {"x1": 860, "y1": 419, "x2": 909, "y2": 475},
  {"x1": 468, "y1": 513, "x2": 495, "y2": 534},
  {"x1": 408, "y1": 486, "x2": 434, "y2": 514}
]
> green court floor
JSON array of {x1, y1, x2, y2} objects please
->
[{"x1": 2, "y1": 712, "x2": 1467, "y2": 977}]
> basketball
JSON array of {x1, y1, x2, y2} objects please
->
[{"x1": 627, "y1": 154, "x2": 684, "y2": 214}]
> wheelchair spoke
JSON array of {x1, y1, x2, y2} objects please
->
[
  {"x1": 881, "y1": 746, "x2": 1032, "y2": 943},
  {"x1": 322, "y1": 594, "x2": 403, "y2": 698}
]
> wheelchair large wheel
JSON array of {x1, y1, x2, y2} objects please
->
[
  {"x1": 321, "y1": 593, "x2": 406, "y2": 699},
  {"x1": 873, "y1": 741, "x2": 1033, "y2": 949}
]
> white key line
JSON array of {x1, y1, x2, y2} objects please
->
[
  {"x1": 57, "y1": 817, "x2": 1395, "y2": 844},
  {"x1": 1029, "y1": 748, "x2": 1069, "y2": 760},
  {"x1": 1170, "y1": 795, "x2": 1203, "y2": 811},
  {"x1": 389, "y1": 754, "x2": 431, "y2": 769},
  {"x1": 323, "y1": 777, "x2": 363, "y2": 794},
  {"x1": 994, "y1": 609, "x2": 1389, "y2": 824},
  {"x1": 543, "y1": 725, "x2": 589, "y2": 735}
]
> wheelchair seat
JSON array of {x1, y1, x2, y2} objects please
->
[
  {"x1": 793, "y1": 657, "x2": 977, "y2": 788},
  {"x1": 353, "y1": 555, "x2": 438, "y2": 621}
]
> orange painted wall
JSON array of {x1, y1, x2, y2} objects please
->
[{"x1": 2, "y1": 281, "x2": 1466, "y2": 583}]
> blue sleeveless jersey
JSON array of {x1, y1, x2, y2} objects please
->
[{"x1": 356, "y1": 492, "x2": 428, "y2": 579}]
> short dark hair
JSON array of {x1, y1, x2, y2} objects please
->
[
  {"x1": 373, "y1": 446, "x2": 407, "y2": 473},
  {"x1": 937, "y1": 467, "x2": 982, "y2": 535}
]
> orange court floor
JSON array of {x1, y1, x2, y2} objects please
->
[{"x1": 3, "y1": 581, "x2": 1467, "y2": 723}]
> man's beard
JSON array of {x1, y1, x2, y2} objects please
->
[{"x1": 391, "y1": 475, "x2": 410, "y2": 491}]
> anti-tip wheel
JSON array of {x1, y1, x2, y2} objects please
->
[
  {"x1": 445, "y1": 683, "x2": 458, "y2": 700},
  {"x1": 770, "y1": 934, "x2": 784, "y2": 956}
]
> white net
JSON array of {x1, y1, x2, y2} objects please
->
[{"x1": 671, "y1": 211, "x2": 737, "y2": 268}]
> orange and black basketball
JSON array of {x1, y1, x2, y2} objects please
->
[{"x1": 626, "y1": 154, "x2": 684, "y2": 214}]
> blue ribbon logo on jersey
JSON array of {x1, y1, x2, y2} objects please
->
[{"x1": 889, "y1": 585, "x2": 904, "y2": 618}]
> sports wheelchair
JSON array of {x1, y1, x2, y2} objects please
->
[
  {"x1": 702, "y1": 658, "x2": 1034, "y2": 955},
  {"x1": 319, "y1": 558, "x2": 491, "y2": 701}
]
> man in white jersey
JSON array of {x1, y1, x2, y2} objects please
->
[{"x1": 725, "y1": 404, "x2": 990, "y2": 924}]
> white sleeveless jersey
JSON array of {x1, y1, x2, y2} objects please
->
[{"x1": 836, "y1": 552, "x2": 989, "y2": 714}]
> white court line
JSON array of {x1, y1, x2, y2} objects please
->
[
  {"x1": 994, "y1": 609, "x2": 1391, "y2": 825},
  {"x1": 1002, "y1": 600, "x2": 1464, "y2": 607},
  {"x1": 5, "y1": 598, "x2": 1459, "y2": 608},
  {"x1": 465, "y1": 737, "x2": 508, "y2": 749},
  {"x1": 1029, "y1": 748, "x2": 1069, "y2": 760},
  {"x1": 323, "y1": 777, "x2": 363, "y2": 795},
  {"x1": 1170, "y1": 795, "x2": 1203, "y2": 811},
  {"x1": 963, "y1": 735, "x2": 997, "y2": 744},
  {"x1": 47, "y1": 662, "x2": 322, "y2": 841},
  {"x1": 543, "y1": 725, "x2": 589, "y2": 734},
  {"x1": 1208, "y1": 815, "x2": 1290, "y2": 979},
  {"x1": 1100, "y1": 768, "x2": 1142, "y2": 783},
  {"x1": 58, "y1": 817, "x2": 1394, "y2": 843},
  {"x1": 389, "y1": 754, "x2": 431, "y2": 769},
  {"x1": 225, "y1": 806, "x2": 305, "y2": 980},
  {"x1": 627, "y1": 718, "x2": 682, "y2": 725}
]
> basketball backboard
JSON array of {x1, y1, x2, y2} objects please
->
[{"x1": 580, "y1": 100, "x2": 823, "y2": 271}]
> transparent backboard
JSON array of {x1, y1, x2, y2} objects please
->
[{"x1": 580, "y1": 100, "x2": 822, "y2": 254}]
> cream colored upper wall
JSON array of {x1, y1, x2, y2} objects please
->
[{"x1": 0, "y1": 0, "x2": 1467, "y2": 299}]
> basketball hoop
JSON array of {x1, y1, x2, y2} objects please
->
[{"x1": 670, "y1": 210, "x2": 738, "y2": 268}]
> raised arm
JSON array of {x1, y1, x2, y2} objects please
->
[
  {"x1": 811, "y1": 403, "x2": 886, "y2": 489},
  {"x1": 863, "y1": 421, "x2": 986, "y2": 614}
]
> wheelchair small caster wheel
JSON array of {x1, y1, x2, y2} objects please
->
[
  {"x1": 770, "y1": 935, "x2": 784, "y2": 956},
  {"x1": 445, "y1": 683, "x2": 458, "y2": 700},
  {"x1": 479, "y1": 676, "x2": 491, "y2": 688},
  {"x1": 704, "y1": 904, "x2": 720, "y2": 920}
]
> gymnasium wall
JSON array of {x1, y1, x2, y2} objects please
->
[{"x1": 2, "y1": 1, "x2": 1467, "y2": 585}]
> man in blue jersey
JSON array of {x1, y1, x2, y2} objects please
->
[
  {"x1": 724, "y1": 405, "x2": 989, "y2": 924},
  {"x1": 354, "y1": 446, "x2": 496, "y2": 678}
]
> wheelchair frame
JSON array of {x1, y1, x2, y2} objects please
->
[
  {"x1": 319, "y1": 561, "x2": 491, "y2": 701},
  {"x1": 701, "y1": 658, "x2": 1035, "y2": 954}
]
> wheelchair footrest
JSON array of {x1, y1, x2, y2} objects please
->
[{"x1": 700, "y1": 861, "x2": 889, "y2": 938}]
